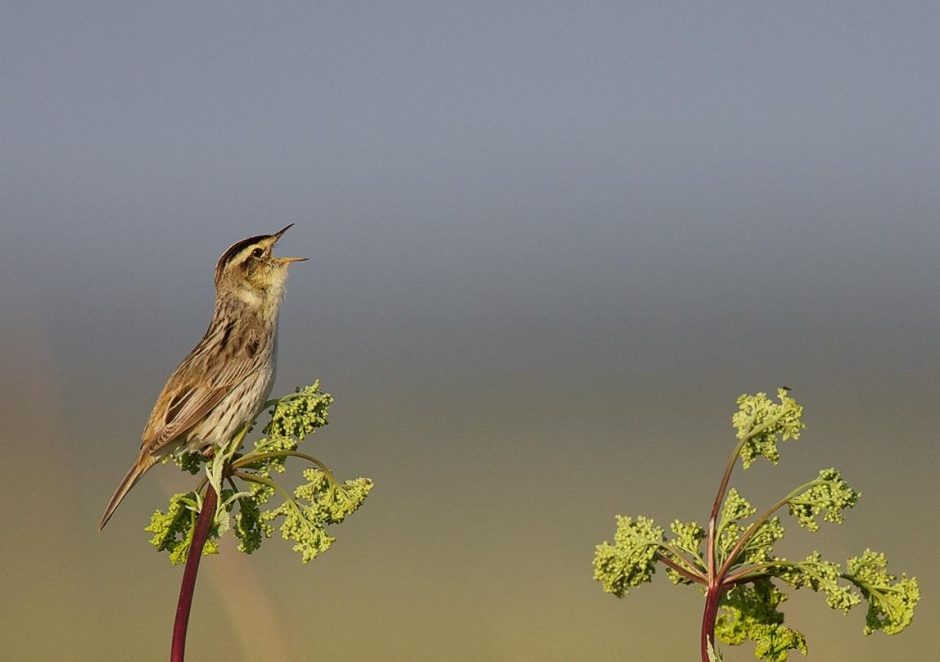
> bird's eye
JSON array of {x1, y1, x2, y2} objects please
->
[{"x1": 252, "y1": 248, "x2": 264, "y2": 259}]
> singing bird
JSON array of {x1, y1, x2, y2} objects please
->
[{"x1": 99, "y1": 225, "x2": 306, "y2": 529}]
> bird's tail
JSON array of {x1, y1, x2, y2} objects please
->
[{"x1": 98, "y1": 454, "x2": 158, "y2": 530}]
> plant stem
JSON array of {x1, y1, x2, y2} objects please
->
[
  {"x1": 658, "y1": 552, "x2": 706, "y2": 584},
  {"x1": 171, "y1": 484, "x2": 218, "y2": 662},
  {"x1": 702, "y1": 419, "x2": 751, "y2": 651},
  {"x1": 701, "y1": 582, "x2": 724, "y2": 662}
]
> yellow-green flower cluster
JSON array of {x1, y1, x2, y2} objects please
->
[{"x1": 733, "y1": 389, "x2": 804, "y2": 469}]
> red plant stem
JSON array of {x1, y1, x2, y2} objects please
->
[
  {"x1": 701, "y1": 582, "x2": 724, "y2": 662},
  {"x1": 171, "y1": 484, "x2": 218, "y2": 662}
]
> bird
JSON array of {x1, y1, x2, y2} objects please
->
[{"x1": 99, "y1": 225, "x2": 307, "y2": 530}]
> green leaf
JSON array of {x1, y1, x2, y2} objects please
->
[
  {"x1": 706, "y1": 638, "x2": 725, "y2": 662},
  {"x1": 733, "y1": 389, "x2": 804, "y2": 469},
  {"x1": 241, "y1": 382, "x2": 334, "y2": 480},
  {"x1": 145, "y1": 491, "x2": 219, "y2": 566},
  {"x1": 719, "y1": 488, "x2": 757, "y2": 532},
  {"x1": 173, "y1": 451, "x2": 208, "y2": 475},
  {"x1": 716, "y1": 579, "x2": 807, "y2": 661},
  {"x1": 715, "y1": 489, "x2": 784, "y2": 566},
  {"x1": 787, "y1": 469, "x2": 860, "y2": 532},
  {"x1": 741, "y1": 517, "x2": 785, "y2": 565},
  {"x1": 776, "y1": 552, "x2": 861, "y2": 613},
  {"x1": 593, "y1": 516, "x2": 664, "y2": 597},
  {"x1": 717, "y1": 488, "x2": 756, "y2": 562},
  {"x1": 664, "y1": 519, "x2": 706, "y2": 584},
  {"x1": 263, "y1": 469, "x2": 373, "y2": 563},
  {"x1": 263, "y1": 382, "x2": 333, "y2": 444},
  {"x1": 846, "y1": 549, "x2": 920, "y2": 635},
  {"x1": 233, "y1": 495, "x2": 271, "y2": 554}
]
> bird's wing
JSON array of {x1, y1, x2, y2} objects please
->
[{"x1": 140, "y1": 324, "x2": 266, "y2": 455}]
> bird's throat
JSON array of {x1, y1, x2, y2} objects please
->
[{"x1": 234, "y1": 286, "x2": 264, "y2": 309}]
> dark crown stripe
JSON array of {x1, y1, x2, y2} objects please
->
[
  {"x1": 214, "y1": 233, "x2": 272, "y2": 283},
  {"x1": 217, "y1": 234, "x2": 269, "y2": 268}
]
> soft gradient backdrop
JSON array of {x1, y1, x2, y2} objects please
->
[{"x1": 2, "y1": 2, "x2": 938, "y2": 660}]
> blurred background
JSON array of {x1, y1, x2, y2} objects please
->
[{"x1": 2, "y1": 2, "x2": 938, "y2": 660}]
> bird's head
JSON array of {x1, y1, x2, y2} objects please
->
[{"x1": 214, "y1": 224, "x2": 307, "y2": 308}]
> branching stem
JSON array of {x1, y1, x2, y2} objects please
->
[
  {"x1": 717, "y1": 477, "x2": 823, "y2": 580},
  {"x1": 699, "y1": 408, "x2": 790, "y2": 662}
]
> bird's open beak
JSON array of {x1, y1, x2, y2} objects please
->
[{"x1": 271, "y1": 224, "x2": 308, "y2": 264}]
